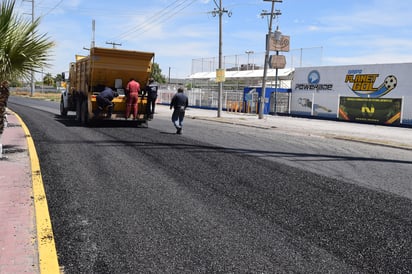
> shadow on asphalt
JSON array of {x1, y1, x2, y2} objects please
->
[{"x1": 54, "y1": 114, "x2": 148, "y2": 128}]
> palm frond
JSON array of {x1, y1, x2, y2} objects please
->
[{"x1": 0, "y1": 0, "x2": 54, "y2": 81}]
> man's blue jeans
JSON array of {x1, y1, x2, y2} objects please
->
[{"x1": 172, "y1": 108, "x2": 185, "y2": 129}]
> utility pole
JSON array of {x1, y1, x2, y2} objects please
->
[
  {"x1": 210, "y1": 0, "x2": 231, "y2": 118},
  {"x1": 91, "y1": 19, "x2": 95, "y2": 48},
  {"x1": 273, "y1": 25, "x2": 281, "y2": 115},
  {"x1": 83, "y1": 20, "x2": 96, "y2": 52},
  {"x1": 260, "y1": 0, "x2": 282, "y2": 119},
  {"x1": 31, "y1": 0, "x2": 35, "y2": 97},
  {"x1": 106, "y1": 41, "x2": 122, "y2": 49},
  {"x1": 24, "y1": 0, "x2": 35, "y2": 96}
]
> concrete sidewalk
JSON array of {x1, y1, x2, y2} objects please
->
[
  {"x1": 0, "y1": 109, "x2": 59, "y2": 274},
  {"x1": 0, "y1": 110, "x2": 38, "y2": 273}
]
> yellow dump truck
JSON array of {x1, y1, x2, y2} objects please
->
[{"x1": 60, "y1": 47, "x2": 155, "y2": 125}]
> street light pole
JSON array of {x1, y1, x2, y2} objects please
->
[
  {"x1": 245, "y1": 50, "x2": 254, "y2": 86},
  {"x1": 260, "y1": 0, "x2": 282, "y2": 119},
  {"x1": 245, "y1": 50, "x2": 254, "y2": 70}
]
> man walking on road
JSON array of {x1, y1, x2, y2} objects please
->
[{"x1": 170, "y1": 87, "x2": 188, "y2": 134}]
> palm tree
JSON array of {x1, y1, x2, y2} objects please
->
[
  {"x1": 0, "y1": 0, "x2": 54, "y2": 82},
  {"x1": 43, "y1": 72, "x2": 54, "y2": 86}
]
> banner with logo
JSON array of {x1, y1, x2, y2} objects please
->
[
  {"x1": 290, "y1": 63, "x2": 412, "y2": 125},
  {"x1": 338, "y1": 97, "x2": 402, "y2": 125}
]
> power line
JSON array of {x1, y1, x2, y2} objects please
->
[
  {"x1": 41, "y1": 0, "x2": 63, "y2": 17},
  {"x1": 31, "y1": 0, "x2": 199, "y2": 43},
  {"x1": 138, "y1": 0, "x2": 197, "y2": 36},
  {"x1": 113, "y1": 0, "x2": 187, "y2": 41},
  {"x1": 116, "y1": 0, "x2": 194, "y2": 40},
  {"x1": 112, "y1": 0, "x2": 197, "y2": 41}
]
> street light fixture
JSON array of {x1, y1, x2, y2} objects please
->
[{"x1": 245, "y1": 50, "x2": 254, "y2": 70}]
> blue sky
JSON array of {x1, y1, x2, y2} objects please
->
[{"x1": 16, "y1": 0, "x2": 412, "y2": 79}]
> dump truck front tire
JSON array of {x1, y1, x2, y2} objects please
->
[
  {"x1": 75, "y1": 98, "x2": 82, "y2": 122},
  {"x1": 60, "y1": 96, "x2": 68, "y2": 116},
  {"x1": 80, "y1": 100, "x2": 88, "y2": 125}
]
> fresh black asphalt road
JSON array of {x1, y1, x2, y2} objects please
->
[{"x1": 9, "y1": 97, "x2": 412, "y2": 273}]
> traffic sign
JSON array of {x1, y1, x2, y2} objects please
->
[
  {"x1": 269, "y1": 55, "x2": 286, "y2": 69},
  {"x1": 268, "y1": 34, "x2": 290, "y2": 52}
]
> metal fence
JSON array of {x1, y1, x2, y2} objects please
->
[
  {"x1": 158, "y1": 85, "x2": 249, "y2": 110},
  {"x1": 158, "y1": 86, "x2": 243, "y2": 110},
  {"x1": 191, "y1": 47, "x2": 323, "y2": 74},
  {"x1": 157, "y1": 85, "x2": 289, "y2": 115}
]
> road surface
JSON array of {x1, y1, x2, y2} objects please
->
[{"x1": 9, "y1": 96, "x2": 412, "y2": 273}]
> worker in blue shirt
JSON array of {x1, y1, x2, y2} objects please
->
[
  {"x1": 144, "y1": 78, "x2": 158, "y2": 120},
  {"x1": 94, "y1": 87, "x2": 119, "y2": 119}
]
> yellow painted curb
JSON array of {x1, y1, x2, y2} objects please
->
[{"x1": 14, "y1": 113, "x2": 60, "y2": 274}]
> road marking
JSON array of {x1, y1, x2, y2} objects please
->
[{"x1": 15, "y1": 113, "x2": 60, "y2": 274}]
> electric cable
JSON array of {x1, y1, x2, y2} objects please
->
[{"x1": 112, "y1": 0, "x2": 197, "y2": 42}]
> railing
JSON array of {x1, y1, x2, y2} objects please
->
[
  {"x1": 157, "y1": 86, "x2": 289, "y2": 115},
  {"x1": 157, "y1": 87, "x2": 245, "y2": 111}
]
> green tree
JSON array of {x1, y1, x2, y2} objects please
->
[
  {"x1": 54, "y1": 73, "x2": 63, "y2": 83},
  {"x1": 43, "y1": 72, "x2": 54, "y2": 86},
  {"x1": 151, "y1": 63, "x2": 166, "y2": 83},
  {"x1": 0, "y1": 0, "x2": 54, "y2": 82}
]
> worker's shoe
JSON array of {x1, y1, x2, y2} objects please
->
[{"x1": 176, "y1": 127, "x2": 182, "y2": 135}]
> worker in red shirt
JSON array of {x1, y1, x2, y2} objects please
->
[{"x1": 125, "y1": 78, "x2": 140, "y2": 120}]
